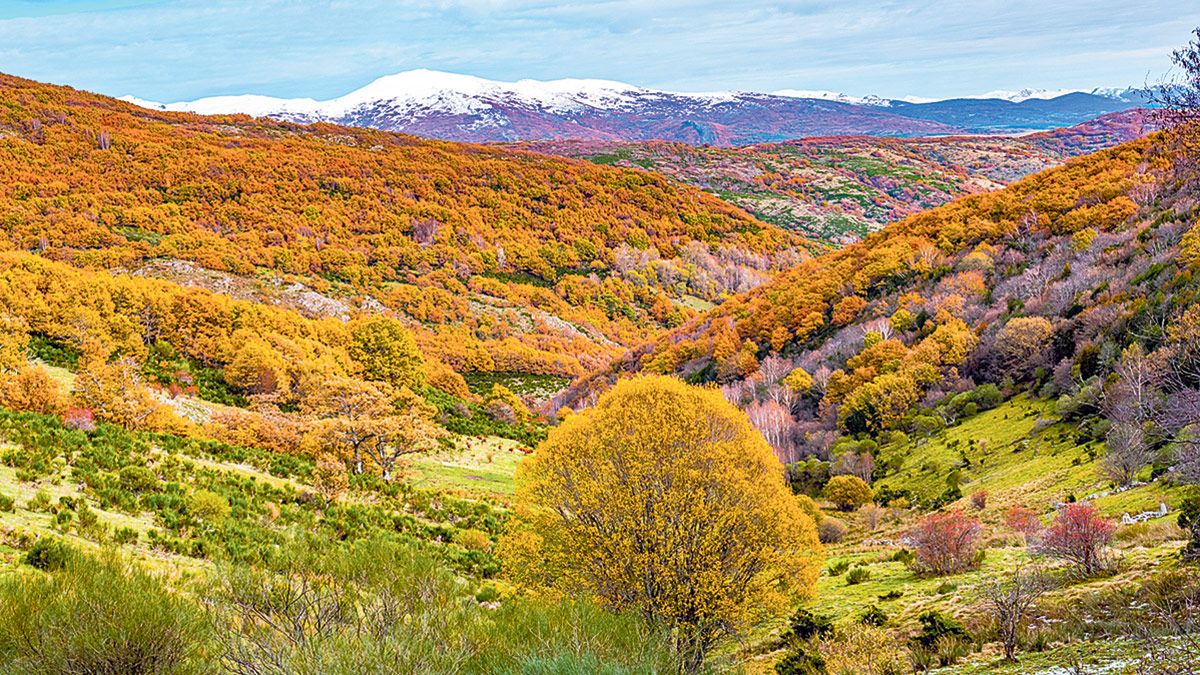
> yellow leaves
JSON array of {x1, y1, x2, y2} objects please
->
[
  {"x1": 824, "y1": 475, "x2": 873, "y2": 512},
  {"x1": 348, "y1": 316, "x2": 425, "y2": 391},
  {"x1": 832, "y1": 295, "x2": 867, "y2": 326},
  {"x1": 1181, "y1": 223, "x2": 1200, "y2": 269},
  {"x1": 504, "y1": 375, "x2": 822, "y2": 646},
  {"x1": 782, "y1": 367, "x2": 814, "y2": 394},
  {"x1": 486, "y1": 383, "x2": 531, "y2": 421},
  {"x1": 72, "y1": 353, "x2": 184, "y2": 433},
  {"x1": 0, "y1": 365, "x2": 67, "y2": 416},
  {"x1": 225, "y1": 336, "x2": 291, "y2": 399},
  {"x1": 1071, "y1": 227, "x2": 1099, "y2": 251},
  {"x1": 0, "y1": 315, "x2": 29, "y2": 374},
  {"x1": 837, "y1": 371, "x2": 919, "y2": 435}
]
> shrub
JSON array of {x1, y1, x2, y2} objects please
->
[
  {"x1": 1005, "y1": 505, "x2": 1042, "y2": 536},
  {"x1": 312, "y1": 454, "x2": 350, "y2": 502},
  {"x1": 113, "y1": 527, "x2": 139, "y2": 546},
  {"x1": 825, "y1": 475, "x2": 873, "y2": 511},
  {"x1": 819, "y1": 623, "x2": 909, "y2": 675},
  {"x1": 1033, "y1": 502, "x2": 1115, "y2": 576},
  {"x1": 62, "y1": 407, "x2": 96, "y2": 432},
  {"x1": 118, "y1": 465, "x2": 159, "y2": 494},
  {"x1": 905, "y1": 509, "x2": 983, "y2": 575},
  {"x1": 1181, "y1": 494, "x2": 1200, "y2": 562},
  {"x1": 26, "y1": 490, "x2": 52, "y2": 512},
  {"x1": 860, "y1": 605, "x2": 888, "y2": 626},
  {"x1": 818, "y1": 518, "x2": 848, "y2": 544},
  {"x1": 0, "y1": 553, "x2": 207, "y2": 672},
  {"x1": 827, "y1": 559, "x2": 851, "y2": 576},
  {"x1": 786, "y1": 608, "x2": 834, "y2": 642},
  {"x1": 23, "y1": 538, "x2": 76, "y2": 571},
  {"x1": 859, "y1": 503, "x2": 886, "y2": 531},
  {"x1": 846, "y1": 566, "x2": 871, "y2": 585},
  {"x1": 0, "y1": 493, "x2": 13, "y2": 513},
  {"x1": 969, "y1": 489, "x2": 988, "y2": 510},
  {"x1": 456, "y1": 528, "x2": 492, "y2": 552},
  {"x1": 909, "y1": 610, "x2": 971, "y2": 669},
  {"x1": 188, "y1": 489, "x2": 230, "y2": 526}
]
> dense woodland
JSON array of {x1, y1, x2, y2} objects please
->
[
  {"x1": 0, "y1": 72, "x2": 812, "y2": 378},
  {"x1": 0, "y1": 29, "x2": 1199, "y2": 675}
]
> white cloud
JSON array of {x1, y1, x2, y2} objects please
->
[{"x1": 0, "y1": 0, "x2": 1194, "y2": 101}]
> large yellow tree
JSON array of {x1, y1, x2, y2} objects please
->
[{"x1": 503, "y1": 375, "x2": 822, "y2": 672}]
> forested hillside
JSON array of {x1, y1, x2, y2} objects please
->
[
  {"x1": 546, "y1": 123, "x2": 1200, "y2": 670},
  {"x1": 562, "y1": 133, "x2": 1189, "y2": 453},
  {"x1": 0, "y1": 72, "x2": 811, "y2": 378},
  {"x1": 523, "y1": 109, "x2": 1154, "y2": 244}
]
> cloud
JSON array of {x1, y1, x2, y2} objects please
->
[{"x1": 0, "y1": 0, "x2": 1194, "y2": 101}]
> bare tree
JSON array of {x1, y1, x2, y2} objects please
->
[
  {"x1": 1102, "y1": 423, "x2": 1156, "y2": 487},
  {"x1": 1132, "y1": 573, "x2": 1200, "y2": 674},
  {"x1": 978, "y1": 565, "x2": 1053, "y2": 662},
  {"x1": 1152, "y1": 27, "x2": 1200, "y2": 131}
]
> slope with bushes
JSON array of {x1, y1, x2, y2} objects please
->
[
  {"x1": 521, "y1": 110, "x2": 1154, "y2": 244},
  {"x1": 0, "y1": 72, "x2": 813, "y2": 378}
]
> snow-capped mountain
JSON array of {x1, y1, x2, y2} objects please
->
[{"x1": 122, "y1": 70, "x2": 1147, "y2": 146}]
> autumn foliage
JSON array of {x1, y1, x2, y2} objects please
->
[
  {"x1": 1033, "y1": 502, "x2": 1116, "y2": 576},
  {"x1": 904, "y1": 509, "x2": 984, "y2": 575},
  {"x1": 504, "y1": 376, "x2": 822, "y2": 671}
]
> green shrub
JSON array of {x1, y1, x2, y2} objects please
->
[
  {"x1": 113, "y1": 527, "x2": 139, "y2": 545},
  {"x1": 827, "y1": 559, "x2": 851, "y2": 576},
  {"x1": 0, "y1": 493, "x2": 13, "y2": 513},
  {"x1": 26, "y1": 490, "x2": 51, "y2": 512},
  {"x1": 909, "y1": 610, "x2": 971, "y2": 669},
  {"x1": 846, "y1": 566, "x2": 871, "y2": 585},
  {"x1": 860, "y1": 605, "x2": 888, "y2": 626},
  {"x1": 23, "y1": 538, "x2": 76, "y2": 571},
  {"x1": 187, "y1": 489, "x2": 230, "y2": 525},
  {"x1": 0, "y1": 553, "x2": 207, "y2": 673}
]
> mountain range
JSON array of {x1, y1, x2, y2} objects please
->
[{"x1": 121, "y1": 70, "x2": 1152, "y2": 146}]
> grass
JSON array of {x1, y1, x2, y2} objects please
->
[
  {"x1": 407, "y1": 436, "x2": 526, "y2": 499},
  {"x1": 874, "y1": 396, "x2": 1178, "y2": 523},
  {"x1": 462, "y1": 372, "x2": 569, "y2": 403}
]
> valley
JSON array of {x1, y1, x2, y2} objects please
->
[
  {"x1": 522, "y1": 110, "x2": 1154, "y2": 243},
  {"x1": 0, "y1": 19, "x2": 1198, "y2": 675}
]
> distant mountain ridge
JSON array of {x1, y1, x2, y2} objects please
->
[{"x1": 121, "y1": 70, "x2": 1150, "y2": 146}]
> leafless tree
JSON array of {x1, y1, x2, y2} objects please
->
[
  {"x1": 1152, "y1": 27, "x2": 1200, "y2": 131},
  {"x1": 1102, "y1": 423, "x2": 1156, "y2": 487},
  {"x1": 1131, "y1": 573, "x2": 1200, "y2": 674},
  {"x1": 978, "y1": 564, "x2": 1054, "y2": 662}
]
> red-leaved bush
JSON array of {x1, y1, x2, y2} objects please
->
[
  {"x1": 1005, "y1": 505, "x2": 1042, "y2": 536},
  {"x1": 904, "y1": 509, "x2": 983, "y2": 575},
  {"x1": 1033, "y1": 502, "x2": 1115, "y2": 576},
  {"x1": 62, "y1": 408, "x2": 96, "y2": 432}
]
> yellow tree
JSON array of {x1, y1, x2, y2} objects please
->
[
  {"x1": 0, "y1": 315, "x2": 29, "y2": 374},
  {"x1": 301, "y1": 375, "x2": 395, "y2": 475},
  {"x1": 72, "y1": 348, "x2": 179, "y2": 431},
  {"x1": 503, "y1": 375, "x2": 822, "y2": 672},
  {"x1": 224, "y1": 336, "x2": 291, "y2": 400},
  {"x1": 361, "y1": 387, "x2": 443, "y2": 481},
  {"x1": 348, "y1": 316, "x2": 425, "y2": 391}
]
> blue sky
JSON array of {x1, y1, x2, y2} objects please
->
[{"x1": 0, "y1": 0, "x2": 1196, "y2": 101}]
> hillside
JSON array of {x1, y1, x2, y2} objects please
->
[
  {"x1": 547, "y1": 129, "x2": 1200, "y2": 670},
  {"x1": 0, "y1": 72, "x2": 812, "y2": 378},
  {"x1": 521, "y1": 110, "x2": 1155, "y2": 244}
]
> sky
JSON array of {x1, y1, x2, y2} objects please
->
[{"x1": 0, "y1": 0, "x2": 1196, "y2": 102}]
